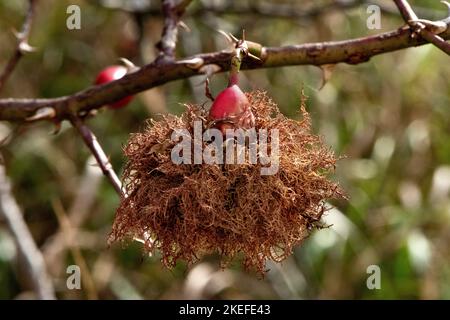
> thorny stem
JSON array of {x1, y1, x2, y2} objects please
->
[
  {"x1": 70, "y1": 117, "x2": 123, "y2": 196},
  {"x1": 2, "y1": 22, "x2": 449, "y2": 123}
]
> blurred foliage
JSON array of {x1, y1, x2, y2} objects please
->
[{"x1": 0, "y1": 0, "x2": 450, "y2": 299}]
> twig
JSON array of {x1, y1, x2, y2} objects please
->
[
  {"x1": 420, "y1": 31, "x2": 450, "y2": 54},
  {"x1": 0, "y1": 0, "x2": 36, "y2": 92},
  {"x1": 0, "y1": 163, "x2": 55, "y2": 300},
  {"x1": 394, "y1": 0, "x2": 418, "y2": 20},
  {"x1": 394, "y1": 0, "x2": 450, "y2": 55},
  {"x1": 156, "y1": 0, "x2": 193, "y2": 61},
  {"x1": 69, "y1": 116, "x2": 123, "y2": 195}
]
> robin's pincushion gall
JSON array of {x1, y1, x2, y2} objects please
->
[{"x1": 109, "y1": 36, "x2": 344, "y2": 275}]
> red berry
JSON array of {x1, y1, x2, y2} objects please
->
[
  {"x1": 95, "y1": 65, "x2": 133, "y2": 109},
  {"x1": 209, "y1": 84, "x2": 255, "y2": 133}
]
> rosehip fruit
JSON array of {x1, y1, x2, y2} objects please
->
[
  {"x1": 95, "y1": 65, "x2": 133, "y2": 109},
  {"x1": 208, "y1": 83, "x2": 255, "y2": 133}
]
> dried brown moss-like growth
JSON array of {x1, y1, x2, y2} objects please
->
[{"x1": 109, "y1": 91, "x2": 343, "y2": 274}]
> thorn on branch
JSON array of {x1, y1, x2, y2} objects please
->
[
  {"x1": 318, "y1": 64, "x2": 336, "y2": 90},
  {"x1": 118, "y1": 57, "x2": 139, "y2": 72},
  {"x1": 25, "y1": 107, "x2": 56, "y2": 122},
  {"x1": 217, "y1": 30, "x2": 264, "y2": 62},
  {"x1": 177, "y1": 57, "x2": 204, "y2": 69},
  {"x1": 178, "y1": 20, "x2": 190, "y2": 32},
  {"x1": 18, "y1": 41, "x2": 37, "y2": 54}
]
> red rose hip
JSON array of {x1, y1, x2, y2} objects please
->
[
  {"x1": 95, "y1": 65, "x2": 133, "y2": 109},
  {"x1": 209, "y1": 84, "x2": 255, "y2": 132}
]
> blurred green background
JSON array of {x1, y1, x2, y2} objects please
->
[{"x1": 0, "y1": 0, "x2": 449, "y2": 299}]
